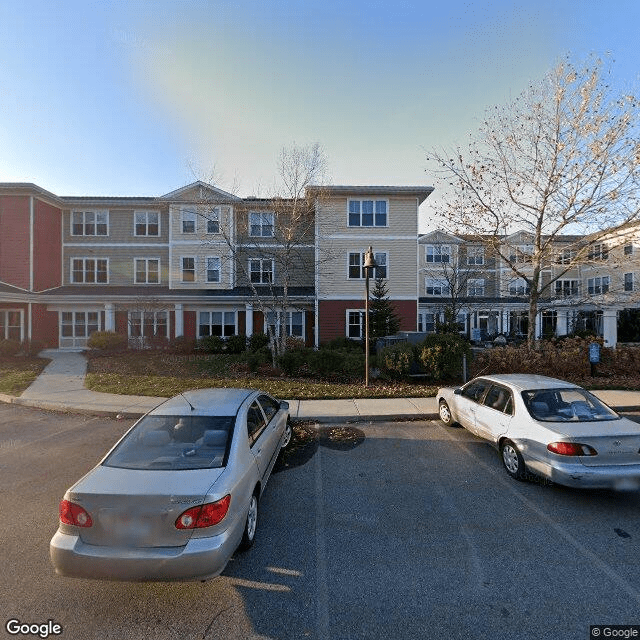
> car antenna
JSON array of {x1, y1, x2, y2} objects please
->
[{"x1": 180, "y1": 391, "x2": 195, "y2": 411}]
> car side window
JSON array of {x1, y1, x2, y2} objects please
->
[
  {"x1": 462, "y1": 379, "x2": 491, "y2": 403},
  {"x1": 247, "y1": 401, "x2": 267, "y2": 445},
  {"x1": 484, "y1": 385, "x2": 512, "y2": 414},
  {"x1": 257, "y1": 395, "x2": 279, "y2": 423}
]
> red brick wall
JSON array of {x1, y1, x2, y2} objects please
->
[
  {"x1": 0, "y1": 196, "x2": 30, "y2": 289},
  {"x1": 33, "y1": 199, "x2": 62, "y2": 291},
  {"x1": 318, "y1": 299, "x2": 417, "y2": 344}
]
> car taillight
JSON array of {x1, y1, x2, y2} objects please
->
[
  {"x1": 547, "y1": 442, "x2": 598, "y2": 456},
  {"x1": 59, "y1": 499, "x2": 93, "y2": 527},
  {"x1": 175, "y1": 495, "x2": 231, "y2": 530}
]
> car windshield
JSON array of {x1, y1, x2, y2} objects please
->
[
  {"x1": 521, "y1": 388, "x2": 619, "y2": 422},
  {"x1": 103, "y1": 415, "x2": 235, "y2": 470}
]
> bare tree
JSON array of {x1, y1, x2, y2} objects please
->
[{"x1": 429, "y1": 56, "x2": 640, "y2": 347}]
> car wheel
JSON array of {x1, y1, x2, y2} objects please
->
[
  {"x1": 500, "y1": 440, "x2": 527, "y2": 481},
  {"x1": 439, "y1": 400, "x2": 454, "y2": 426},
  {"x1": 238, "y1": 492, "x2": 259, "y2": 551},
  {"x1": 281, "y1": 419, "x2": 292, "y2": 449}
]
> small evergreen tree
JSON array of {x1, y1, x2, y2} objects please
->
[{"x1": 369, "y1": 277, "x2": 401, "y2": 340}]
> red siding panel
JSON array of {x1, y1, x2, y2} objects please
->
[
  {"x1": 0, "y1": 196, "x2": 30, "y2": 289},
  {"x1": 33, "y1": 199, "x2": 62, "y2": 291}
]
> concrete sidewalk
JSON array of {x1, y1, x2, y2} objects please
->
[{"x1": 2, "y1": 350, "x2": 640, "y2": 421}]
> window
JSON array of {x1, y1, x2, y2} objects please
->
[
  {"x1": 588, "y1": 243, "x2": 608, "y2": 261},
  {"x1": 181, "y1": 209, "x2": 196, "y2": 234},
  {"x1": 555, "y1": 279, "x2": 579, "y2": 297},
  {"x1": 134, "y1": 211, "x2": 159, "y2": 236},
  {"x1": 624, "y1": 243, "x2": 634, "y2": 256},
  {"x1": 249, "y1": 259, "x2": 274, "y2": 284},
  {"x1": 418, "y1": 312, "x2": 436, "y2": 333},
  {"x1": 468, "y1": 279, "x2": 485, "y2": 296},
  {"x1": 348, "y1": 251, "x2": 388, "y2": 279},
  {"x1": 134, "y1": 258, "x2": 160, "y2": 284},
  {"x1": 60, "y1": 311, "x2": 100, "y2": 349},
  {"x1": 556, "y1": 248, "x2": 576, "y2": 265},
  {"x1": 467, "y1": 246, "x2": 484, "y2": 265},
  {"x1": 71, "y1": 210, "x2": 108, "y2": 236},
  {"x1": 247, "y1": 401, "x2": 267, "y2": 444},
  {"x1": 348, "y1": 200, "x2": 387, "y2": 227},
  {"x1": 71, "y1": 258, "x2": 108, "y2": 284},
  {"x1": 181, "y1": 257, "x2": 195, "y2": 282},
  {"x1": 508, "y1": 278, "x2": 530, "y2": 296},
  {"x1": 249, "y1": 211, "x2": 274, "y2": 237},
  {"x1": 625, "y1": 272, "x2": 634, "y2": 292},
  {"x1": 129, "y1": 311, "x2": 168, "y2": 341},
  {"x1": 199, "y1": 311, "x2": 236, "y2": 337},
  {"x1": 265, "y1": 310, "x2": 305, "y2": 339},
  {"x1": 426, "y1": 245, "x2": 450, "y2": 263},
  {"x1": 588, "y1": 276, "x2": 610, "y2": 294},
  {"x1": 0, "y1": 310, "x2": 21, "y2": 341},
  {"x1": 508, "y1": 245, "x2": 533, "y2": 263},
  {"x1": 425, "y1": 278, "x2": 450, "y2": 296},
  {"x1": 206, "y1": 257, "x2": 221, "y2": 283},
  {"x1": 347, "y1": 310, "x2": 365, "y2": 339},
  {"x1": 206, "y1": 208, "x2": 220, "y2": 234},
  {"x1": 258, "y1": 395, "x2": 280, "y2": 423}
]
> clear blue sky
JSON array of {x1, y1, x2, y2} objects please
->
[{"x1": 1, "y1": 0, "x2": 639, "y2": 227}]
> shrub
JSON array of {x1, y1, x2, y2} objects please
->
[
  {"x1": 418, "y1": 334, "x2": 471, "y2": 381},
  {"x1": 87, "y1": 331, "x2": 127, "y2": 352},
  {"x1": 226, "y1": 334, "x2": 248, "y2": 354},
  {"x1": 197, "y1": 335, "x2": 225, "y2": 353},
  {"x1": 245, "y1": 347, "x2": 271, "y2": 372},
  {"x1": 278, "y1": 348, "x2": 310, "y2": 377},
  {"x1": 20, "y1": 340, "x2": 46, "y2": 357},
  {"x1": 168, "y1": 336, "x2": 197, "y2": 354},
  {"x1": 248, "y1": 333, "x2": 270, "y2": 352},
  {"x1": 0, "y1": 339, "x2": 21, "y2": 357},
  {"x1": 378, "y1": 342, "x2": 414, "y2": 379},
  {"x1": 320, "y1": 336, "x2": 364, "y2": 352}
]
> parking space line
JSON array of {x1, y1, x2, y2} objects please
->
[
  {"x1": 314, "y1": 446, "x2": 330, "y2": 640},
  {"x1": 434, "y1": 420, "x2": 640, "y2": 605}
]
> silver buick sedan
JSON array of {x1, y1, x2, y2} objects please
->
[
  {"x1": 437, "y1": 374, "x2": 640, "y2": 490},
  {"x1": 50, "y1": 388, "x2": 291, "y2": 581}
]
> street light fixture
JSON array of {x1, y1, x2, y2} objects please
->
[{"x1": 363, "y1": 246, "x2": 377, "y2": 387}]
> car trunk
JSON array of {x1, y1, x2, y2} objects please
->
[
  {"x1": 570, "y1": 421, "x2": 640, "y2": 467},
  {"x1": 67, "y1": 465, "x2": 225, "y2": 548}
]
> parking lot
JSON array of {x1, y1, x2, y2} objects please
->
[{"x1": 1, "y1": 403, "x2": 639, "y2": 639}]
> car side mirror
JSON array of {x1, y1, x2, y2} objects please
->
[
  {"x1": 280, "y1": 401, "x2": 290, "y2": 411},
  {"x1": 453, "y1": 388, "x2": 462, "y2": 395}
]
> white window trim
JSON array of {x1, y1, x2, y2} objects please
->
[
  {"x1": 264, "y1": 310, "x2": 306, "y2": 339},
  {"x1": 347, "y1": 250, "x2": 389, "y2": 280},
  {"x1": 467, "y1": 246, "x2": 484, "y2": 265},
  {"x1": 249, "y1": 211, "x2": 275, "y2": 237},
  {"x1": 181, "y1": 256, "x2": 197, "y2": 283},
  {"x1": 206, "y1": 256, "x2": 222, "y2": 283},
  {"x1": 206, "y1": 207, "x2": 221, "y2": 234},
  {"x1": 425, "y1": 244, "x2": 451, "y2": 263},
  {"x1": 425, "y1": 277, "x2": 450, "y2": 296},
  {"x1": 345, "y1": 309, "x2": 365, "y2": 339},
  {"x1": 134, "y1": 210, "x2": 160, "y2": 237},
  {"x1": 467, "y1": 278, "x2": 485, "y2": 296},
  {"x1": 0, "y1": 309, "x2": 24, "y2": 341},
  {"x1": 70, "y1": 210, "x2": 109, "y2": 237},
  {"x1": 128, "y1": 310, "x2": 170, "y2": 339},
  {"x1": 181, "y1": 207, "x2": 197, "y2": 234},
  {"x1": 249, "y1": 258, "x2": 275, "y2": 284},
  {"x1": 198, "y1": 309, "x2": 238, "y2": 338},
  {"x1": 133, "y1": 257, "x2": 161, "y2": 284},
  {"x1": 347, "y1": 199, "x2": 389, "y2": 228},
  {"x1": 624, "y1": 272, "x2": 634, "y2": 292},
  {"x1": 70, "y1": 257, "x2": 109, "y2": 284}
]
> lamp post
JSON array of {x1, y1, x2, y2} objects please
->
[{"x1": 363, "y1": 246, "x2": 377, "y2": 387}]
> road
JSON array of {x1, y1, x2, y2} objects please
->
[{"x1": 1, "y1": 403, "x2": 639, "y2": 639}]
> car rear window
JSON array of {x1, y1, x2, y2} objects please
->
[
  {"x1": 103, "y1": 415, "x2": 235, "y2": 470},
  {"x1": 521, "y1": 388, "x2": 619, "y2": 422}
]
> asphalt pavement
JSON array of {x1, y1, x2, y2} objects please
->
[{"x1": 2, "y1": 349, "x2": 640, "y2": 421}]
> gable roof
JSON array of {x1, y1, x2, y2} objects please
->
[{"x1": 160, "y1": 181, "x2": 241, "y2": 203}]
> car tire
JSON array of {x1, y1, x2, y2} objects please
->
[
  {"x1": 500, "y1": 440, "x2": 527, "y2": 481},
  {"x1": 238, "y1": 492, "x2": 259, "y2": 551},
  {"x1": 438, "y1": 400, "x2": 455, "y2": 426},
  {"x1": 281, "y1": 419, "x2": 292, "y2": 449}
]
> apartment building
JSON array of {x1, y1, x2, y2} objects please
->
[
  {"x1": 0, "y1": 181, "x2": 432, "y2": 349},
  {"x1": 418, "y1": 226, "x2": 640, "y2": 346}
]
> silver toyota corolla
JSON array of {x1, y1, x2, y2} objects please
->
[
  {"x1": 50, "y1": 388, "x2": 291, "y2": 581},
  {"x1": 437, "y1": 374, "x2": 640, "y2": 490}
]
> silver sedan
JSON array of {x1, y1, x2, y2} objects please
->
[
  {"x1": 50, "y1": 388, "x2": 291, "y2": 581},
  {"x1": 437, "y1": 374, "x2": 640, "y2": 490}
]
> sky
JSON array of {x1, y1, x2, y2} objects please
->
[{"x1": 1, "y1": 0, "x2": 640, "y2": 230}]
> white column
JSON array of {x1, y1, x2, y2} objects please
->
[
  {"x1": 556, "y1": 310, "x2": 568, "y2": 337},
  {"x1": 175, "y1": 303, "x2": 184, "y2": 338},
  {"x1": 245, "y1": 304, "x2": 253, "y2": 336},
  {"x1": 602, "y1": 309, "x2": 618, "y2": 347},
  {"x1": 534, "y1": 312, "x2": 541, "y2": 339},
  {"x1": 104, "y1": 303, "x2": 115, "y2": 331}
]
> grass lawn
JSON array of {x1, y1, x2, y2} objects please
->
[
  {"x1": 85, "y1": 351, "x2": 439, "y2": 400},
  {"x1": 0, "y1": 357, "x2": 50, "y2": 395}
]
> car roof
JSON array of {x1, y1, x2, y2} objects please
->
[
  {"x1": 149, "y1": 388, "x2": 259, "y2": 417},
  {"x1": 477, "y1": 374, "x2": 582, "y2": 392}
]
